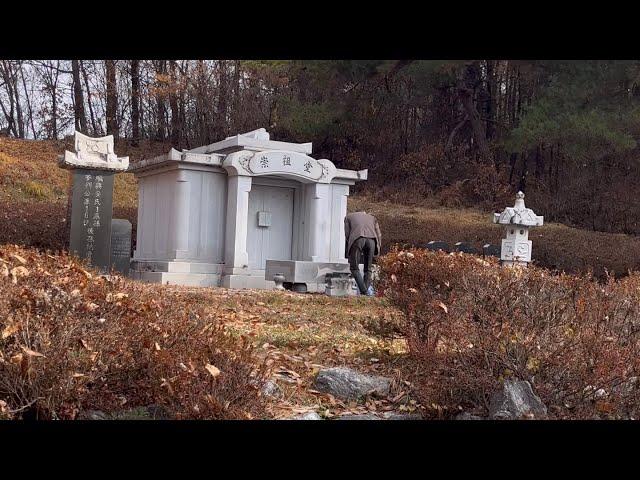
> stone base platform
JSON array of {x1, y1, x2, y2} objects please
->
[
  {"x1": 265, "y1": 260, "x2": 354, "y2": 293},
  {"x1": 130, "y1": 260, "x2": 223, "y2": 287},
  {"x1": 129, "y1": 258, "x2": 358, "y2": 293},
  {"x1": 222, "y1": 274, "x2": 276, "y2": 290}
]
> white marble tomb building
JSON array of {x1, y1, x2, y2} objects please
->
[{"x1": 129, "y1": 129, "x2": 368, "y2": 290}]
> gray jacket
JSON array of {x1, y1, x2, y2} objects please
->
[{"x1": 344, "y1": 211, "x2": 382, "y2": 258}]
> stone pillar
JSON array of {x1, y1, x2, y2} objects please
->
[
  {"x1": 329, "y1": 183, "x2": 350, "y2": 262},
  {"x1": 171, "y1": 169, "x2": 190, "y2": 259},
  {"x1": 224, "y1": 174, "x2": 252, "y2": 272},
  {"x1": 307, "y1": 183, "x2": 331, "y2": 262}
]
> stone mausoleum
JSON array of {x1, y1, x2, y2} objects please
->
[{"x1": 129, "y1": 128, "x2": 368, "y2": 291}]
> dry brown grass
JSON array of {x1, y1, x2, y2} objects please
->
[
  {"x1": 350, "y1": 194, "x2": 640, "y2": 278},
  {"x1": 0, "y1": 136, "x2": 169, "y2": 209},
  {"x1": 162, "y1": 287, "x2": 416, "y2": 419},
  {"x1": 0, "y1": 244, "x2": 419, "y2": 420},
  {"x1": 3, "y1": 136, "x2": 640, "y2": 278},
  {"x1": 0, "y1": 244, "x2": 268, "y2": 420},
  {"x1": 378, "y1": 248, "x2": 640, "y2": 419}
]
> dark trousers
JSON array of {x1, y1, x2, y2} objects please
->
[{"x1": 348, "y1": 237, "x2": 375, "y2": 294}]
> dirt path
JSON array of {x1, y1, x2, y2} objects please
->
[{"x1": 160, "y1": 285, "x2": 423, "y2": 419}]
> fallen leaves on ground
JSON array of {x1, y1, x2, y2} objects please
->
[{"x1": 1, "y1": 243, "x2": 423, "y2": 419}]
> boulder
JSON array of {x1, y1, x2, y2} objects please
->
[
  {"x1": 287, "y1": 412, "x2": 323, "y2": 420},
  {"x1": 313, "y1": 367, "x2": 392, "y2": 402},
  {"x1": 381, "y1": 412, "x2": 423, "y2": 420},
  {"x1": 334, "y1": 414, "x2": 382, "y2": 420},
  {"x1": 77, "y1": 405, "x2": 172, "y2": 420},
  {"x1": 77, "y1": 410, "x2": 110, "y2": 420},
  {"x1": 488, "y1": 379, "x2": 548, "y2": 420},
  {"x1": 262, "y1": 380, "x2": 283, "y2": 399},
  {"x1": 455, "y1": 412, "x2": 484, "y2": 420},
  {"x1": 612, "y1": 376, "x2": 639, "y2": 397}
]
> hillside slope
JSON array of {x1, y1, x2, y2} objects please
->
[
  {"x1": 0, "y1": 136, "x2": 168, "y2": 208},
  {"x1": 2, "y1": 137, "x2": 640, "y2": 276}
]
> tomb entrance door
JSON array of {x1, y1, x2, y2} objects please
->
[{"x1": 247, "y1": 184, "x2": 294, "y2": 270}]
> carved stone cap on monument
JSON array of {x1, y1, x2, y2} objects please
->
[
  {"x1": 493, "y1": 191, "x2": 544, "y2": 227},
  {"x1": 58, "y1": 131, "x2": 129, "y2": 171}
]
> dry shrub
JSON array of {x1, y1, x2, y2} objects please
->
[
  {"x1": 0, "y1": 245, "x2": 266, "y2": 420},
  {"x1": 378, "y1": 248, "x2": 640, "y2": 419},
  {"x1": 439, "y1": 163, "x2": 513, "y2": 210},
  {"x1": 0, "y1": 200, "x2": 138, "y2": 254}
]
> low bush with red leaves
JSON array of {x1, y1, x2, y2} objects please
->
[
  {"x1": 378, "y1": 248, "x2": 640, "y2": 419},
  {"x1": 0, "y1": 245, "x2": 266, "y2": 420}
]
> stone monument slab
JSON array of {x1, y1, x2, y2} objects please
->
[
  {"x1": 110, "y1": 219, "x2": 132, "y2": 275},
  {"x1": 59, "y1": 131, "x2": 127, "y2": 273},
  {"x1": 69, "y1": 169, "x2": 115, "y2": 271}
]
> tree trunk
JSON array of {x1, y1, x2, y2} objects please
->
[
  {"x1": 20, "y1": 63, "x2": 37, "y2": 138},
  {"x1": 485, "y1": 60, "x2": 495, "y2": 140},
  {"x1": 72, "y1": 60, "x2": 88, "y2": 134},
  {"x1": 169, "y1": 60, "x2": 180, "y2": 146},
  {"x1": 458, "y1": 63, "x2": 492, "y2": 163},
  {"x1": 51, "y1": 82, "x2": 57, "y2": 139},
  {"x1": 0, "y1": 61, "x2": 18, "y2": 137},
  {"x1": 81, "y1": 61, "x2": 99, "y2": 135},
  {"x1": 232, "y1": 60, "x2": 241, "y2": 131},
  {"x1": 105, "y1": 60, "x2": 119, "y2": 138},
  {"x1": 215, "y1": 60, "x2": 229, "y2": 140},
  {"x1": 130, "y1": 59, "x2": 140, "y2": 145},
  {"x1": 11, "y1": 64, "x2": 24, "y2": 138},
  {"x1": 154, "y1": 60, "x2": 166, "y2": 141}
]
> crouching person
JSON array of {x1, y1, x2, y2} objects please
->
[{"x1": 344, "y1": 211, "x2": 382, "y2": 296}]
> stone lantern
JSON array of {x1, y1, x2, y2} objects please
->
[{"x1": 493, "y1": 191, "x2": 543, "y2": 267}]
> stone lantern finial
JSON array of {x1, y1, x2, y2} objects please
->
[{"x1": 492, "y1": 191, "x2": 544, "y2": 267}]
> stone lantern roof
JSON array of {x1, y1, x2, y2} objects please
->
[{"x1": 493, "y1": 191, "x2": 544, "y2": 227}]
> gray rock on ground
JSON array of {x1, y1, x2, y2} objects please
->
[
  {"x1": 77, "y1": 410, "x2": 111, "y2": 420},
  {"x1": 455, "y1": 412, "x2": 484, "y2": 420},
  {"x1": 382, "y1": 412, "x2": 423, "y2": 420},
  {"x1": 488, "y1": 379, "x2": 548, "y2": 420},
  {"x1": 262, "y1": 379, "x2": 283, "y2": 399},
  {"x1": 334, "y1": 414, "x2": 382, "y2": 420},
  {"x1": 77, "y1": 405, "x2": 172, "y2": 420},
  {"x1": 313, "y1": 367, "x2": 392, "y2": 402},
  {"x1": 612, "y1": 376, "x2": 639, "y2": 397},
  {"x1": 286, "y1": 412, "x2": 323, "y2": 420}
]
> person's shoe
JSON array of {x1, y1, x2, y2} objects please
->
[{"x1": 366, "y1": 285, "x2": 376, "y2": 297}]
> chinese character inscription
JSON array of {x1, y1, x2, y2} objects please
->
[{"x1": 69, "y1": 169, "x2": 114, "y2": 271}]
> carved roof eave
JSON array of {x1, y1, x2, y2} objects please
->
[
  {"x1": 127, "y1": 148, "x2": 225, "y2": 174},
  {"x1": 222, "y1": 150, "x2": 367, "y2": 184},
  {"x1": 187, "y1": 136, "x2": 313, "y2": 155},
  {"x1": 127, "y1": 148, "x2": 368, "y2": 184},
  {"x1": 57, "y1": 151, "x2": 129, "y2": 172},
  {"x1": 493, "y1": 208, "x2": 544, "y2": 227}
]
